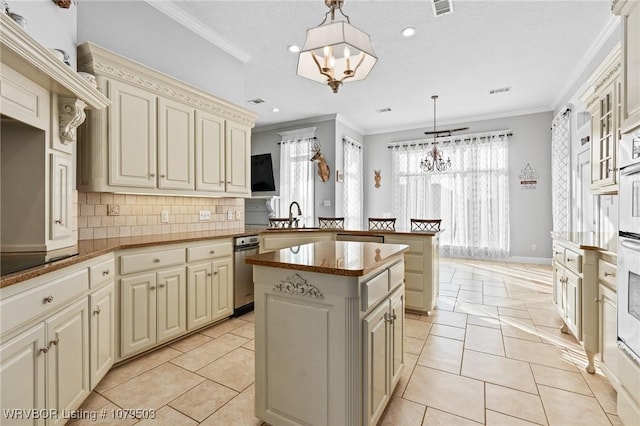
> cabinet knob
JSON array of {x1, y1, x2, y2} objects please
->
[
  {"x1": 595, "y1": 297, "x2": 603, "y2": 303},
  {"x1": 219, "y1": 181, "x2": 225, "y2": 184},
  {"x1": 43, "y1": 295, "x2": 54, "y2": 304},
  {"x1": 150, "y1": 173, "x2": 156, "y2": 177},
  {"x1": 49, "y1": 337, "x2": 60, "y2": 346},
  {"x1": 213, "y1": 271, "x2": 218, "y2": 275},
  {"x1": 40, "y1": 346, "x2": 49, "y2": 354},
  {"x1": 160, "y1": 174, "x2": 166, "y2": 178},
  {"x1": 210, "y1": 250, "x2": 216, "y2": 254},
  {"x1": 604, "y1": 272, "x2": 615, "y2": 277},
  {"x1": 207, "y1": 273, "x2": 212, "y2": 277},
  {"x1": 555, "y1": 251, "x2": 562, "y2": 255},
  {"x1": 153, "y1": 258, "x2": 161, "y2": 263},
  {"x1": 102, "y1": 269, "x2": 110, "y2": 276},
  {"x1": 150, "y1": 285, "x2": 156, "y2": 290},
  {"x1": 159, "y1": 283, "x2": 166, "y2": 288},
  {"x1": 55, "y1": 219, "x2": 64, "y2": 225},
  {"x1": 227, "y1": 181, "x2": 231, "y2": 184},
  {"x1": 94, "y1": 306, "x2": 101, "y2": 315},
  {"x1": 567, "y1": 258, "x2": 574, "y2": 262}
]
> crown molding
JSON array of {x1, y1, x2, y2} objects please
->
[
  {"x1": 552, "y1": 14, "x2": 620, "y2": 110},
  {"x1": 335, "y1": 113, "x2": 366, "y2": 136},
  {"x1": 144, "y1": 0, "x2": 251, "y2": 64}
]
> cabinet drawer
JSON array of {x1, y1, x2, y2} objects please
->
[
  {"x1": 1, "y1": 269, "x2": 89, "y2": 333},
  {"x1": 90, "y1": 258, "x2": 115, "y2": 288},
  {"x1": 362, "y1": 270, "x2": 389, "y2": 312},
  {"x1": 564, "y1": 249, "x2": 583, "y2": 273},
  {"x1": 187, "y1": 241, "x2": 232, "y2": 262},
  {"x1": 552, "y1": 244, "x2": 565, "y2": 264},
  {"x1": 389, "y1": 261, "x2": 404, "y2": 291},
  {"x1": 598, "y1": 259, "x2": 617, "y2": 288},
  {"x1": 119, "y1": 248, "x2": 185, "y2": 275},
  {"x1": 386, "y1": 237, "x2": 424, "y2": 253}
]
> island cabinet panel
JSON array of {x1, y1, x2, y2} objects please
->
[{"x1": 253, "y1": 245, "x2": 406, "y2": 426}]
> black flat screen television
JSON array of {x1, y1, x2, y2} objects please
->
[{"x1": 251, "y1": 153, "x2": 276, "y2": 192}]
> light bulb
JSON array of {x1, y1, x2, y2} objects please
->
[{"x1": 344, "y1": 46, "x2": 351, "y2": 71}]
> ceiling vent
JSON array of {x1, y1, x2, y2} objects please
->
[
  {"x1": 489, "y1": 86, "x2": 511, "y2": 95},
  {"x1": 375, "y1": 107, "x2": 392, "y2": 113},
  {"x1": 432, "y1": 0, "x2": 453, "y2": 17},
  {"x1": 247, "y1": 98, "x2": 265, "y2": 105}
]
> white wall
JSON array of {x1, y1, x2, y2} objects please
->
[
  {"x1": 334, "y1": 116, "x2": 364, "y2": 218},
  {"x1": 6, "y1": 0, "x2": 77, "y2": 68},
  {"x1": 76, "y1": 1, "x2": 245, "y2": 105},
  {"x1": 363, "y1": 112, "x2": 554, "y2": 260}
]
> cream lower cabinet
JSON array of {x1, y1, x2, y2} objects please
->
[
  {"x1": 89, "y1": 283, "x2": 114, "y2": 388},
  {"x1": 385, "y1": 234, "x2": 439, "y2": 313},
  {"x1": 187, "y1": 257, "x2": 233, "y2": 330},
  {"x1": 0, "y1": 254, "x2": 114, "y2": 424},
  {"x1": 363, "y1": 286, "x2": 404, "y2": 426},
  {"x1": 597, "y1": 255, "x2": 619, "y2": 388},
  {"x1": 120, "y1": 267, "x2": 187, "y2": 358},
  {"x1": 552, "y1": 239, "x2": 599, "y2": 373}
]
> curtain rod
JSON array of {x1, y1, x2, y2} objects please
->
[
  {"x1": 342, "y1": 137, "x2": 362, "y2": 148},
  {"x1": 387, "y1": 131, "x2": 513, "y2": 149},
  {"x1": 277, "y1": 136, "x2": 317, "y2": 145}
]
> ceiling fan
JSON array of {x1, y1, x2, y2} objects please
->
[{"x1": 423, "y1": 95, "x2": 469, "y2": 137}]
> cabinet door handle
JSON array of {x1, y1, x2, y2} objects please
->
[
  {"x1": 604, "y1": 272, "x2": 615, "y2": 277},
  {"x1": 102, "y1": 269, "x2": 110, "y2": 276},
  {"x1": 153, "y1": 258, "x2": 161, "y2": 263},
  {"x1": 49, "y1": 337, "x2": 60, "y2": 347},
  {"x1": 40, "y1": 346, "x2": 49, "y2": 354},
  {"x1": 227, "y1": 181, "x2": 231, "y2": 184},
  {"x1": 43, "y1": 295, "x2": 54, "y2": 304},
  {"x1": 159, "y1": 283, "x2": 166, "y2": 288},
  {"x1": 566, "y1": 258, "x2": 574, "y2": 262},
  {"x1": 554, "y1": 251, "x2": 562, "y2": 255},
  {"x1": 160, "y1": 174, "x2": 166, "y2": 178},
  {"x1": 213, "y1": 271, "x2": 218, "y2": 275},
  {"x1": 595, "y1": 297, "x2": 604, "y2": 303},
  {"x1": 207, "y1": 273, "x2": 212, "y2": 277},
  {"x1": 210, "y1": 250, "x2": 216, "y2": 254},
  {"x1": 219, "y1": 181, "x2": 224, "y2": 184},
  {"x1": 94, "y1": 305, "x2": 101, "y2": 315},
  {"x1": 150, "y1": 173, "x2": 155, "y2": 177},
  {"x1": 55, "y1": 219, "x2": 64, "y2": 225},
  {"x1": 150, "y1": 285, "x2": 156, "y2": 290}
]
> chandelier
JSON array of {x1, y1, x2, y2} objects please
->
[
  {"x1": 420, "y1": 95, "x2": 452, "y2": 172},
  {"x1": 297, "y1": 0, "x2": 378, "y2": 93}
]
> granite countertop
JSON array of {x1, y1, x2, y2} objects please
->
[
  {"x1": 245, "y1": 240, "x2": 409, "y2": 277},
  {"x1": 258, "y1": 227, "x2": 440, "y2": 236},
  {"x1": 0, "y1": 228, "x2": 263, "y2": 288}
]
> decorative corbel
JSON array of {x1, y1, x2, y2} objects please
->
[{"x1": 59, "y1": 97, "x2": 87, "y2": 144}]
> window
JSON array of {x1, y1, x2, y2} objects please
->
[
  {"x1": 342, "y1": 136, "x2": 363, "y2": 229},
  {"x1": 279, "y1": 127, "x2": 315, "y2": 227},
  {"x1": 390, "y1": 132, "x2": 510, "y2": 258}
]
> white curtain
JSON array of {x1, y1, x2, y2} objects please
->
[
  {"x1": 551, "y1": 109, "x2": 571, "y2": 232},
  {"x1": 279, "y1": 128, "x2": 315, "y2": 227},
  {"x1": 391, "y1": 131, "x2": 510, "y2": 258},
  {"x1": 343, "y1": 137, "x2": 363, "y2": 229}
]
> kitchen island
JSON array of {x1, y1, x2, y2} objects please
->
[{"x1": 246, "y1": 241, "x2": 408, "y2": 426}]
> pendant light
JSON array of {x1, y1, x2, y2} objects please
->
[{"x1": 420, "y1": 95, "x2": 452, "y2": 173}]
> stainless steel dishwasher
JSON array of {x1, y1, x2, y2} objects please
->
[{"x1": 233, "y1": 235, "x2": 259, "y2": 316}]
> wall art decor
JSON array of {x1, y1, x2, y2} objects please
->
[
  {"x1": 374, "y1": 170, "x2": 381, "y2": 188},
  {"x1": 519, "y1": 163, "x2": 539, "y2": 190}
]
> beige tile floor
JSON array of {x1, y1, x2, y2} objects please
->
[{"x1": 71, "y1": 258, "x2": 620, "y2": 425}]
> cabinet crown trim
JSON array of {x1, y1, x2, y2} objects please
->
[
  {"x1": 580, "y1": 43, "x2": 622, "y2": 107},
  {"x1": 0, "y1": 15, "x2": 109, "y2": 110},
  {"x1": 77, "y1": 42, "x2": 257, "y2": 127}
]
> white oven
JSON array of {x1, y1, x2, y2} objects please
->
[
  {"x1": 618, "y1": 237, "x2": 640, "y2": 363},
  {"x1": 618, "y1": 130, "x2": 640, "y2": 364}
]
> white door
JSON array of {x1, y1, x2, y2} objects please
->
[
  {"x1": 108, "y1": 80, "x2": 157, "y2": 188},
  {"x1": 121, "y1": 273, "x2": 157, "y2": 357},
  {"x1": 156, "y1": 267, "x2": 187, "y2": 343},
  {"x1": 89, "y1": 284, "x2": 115, "y2": 388},
  {"x1": 363, "y1": 301, "x2": 390, "y2": 426},
  {"x1": 225, "y1": 122, "x2": 250, "y2": 195},
  {"x1": 45, "y1": 298, "x2": 90, "y2": 426},
  {"x1": 195, "y1": 111, "x2": 225, "y2": 192},
  {"x1": 187, "y1": 262, "x2": 212, "y2": 330},
  {"x1": 49, "y1": 154, "x2": 72, "y2": 240},
  {"x1": 157, "y1": 98, "x2": 194, "y2": 190},
  {"x1": 0, "y1": 323, "x2": 46, "y2": 425},
  {"x1": 211, "y1": 257, "x2": 233, "y2": 321}
]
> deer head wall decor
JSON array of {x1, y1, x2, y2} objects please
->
[
  {"x1": 310, "y1": 143, "x2": 330, "y2": 182},
  {"x1": 374, "y1": 170, "x2": 381, "y2": 188}
]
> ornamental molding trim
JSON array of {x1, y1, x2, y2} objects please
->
[
  {"x1": 77, "y1": 43, "x2": 257, "y2": 127},
  {"x1": 273, "y1": 274, "x2": 324, "y2": 299},
  {"x1": 59, "y1": 97, "x2": 87, "y2": 144},
  {"x1": 592, "y1": 62, "x2": 622, "y2": 93}
]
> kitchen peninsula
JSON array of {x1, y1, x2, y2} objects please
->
[{"x1": 246, "y1": 240, "x2": 408, "y2": 426}]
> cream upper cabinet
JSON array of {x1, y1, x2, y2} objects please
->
[
  {"x1": 77, "y1": 42, "x2": 257, "y2": 197},
  {"x1": 614, "y1": 0, "x2": 640, "y2": 133},
  {"x1": 581, "y1": 44, "x2": 622, "y2": 194},
  {"x1": 158, "y1": 98, "x2": 194, "y2": 190},
  {"x1": 195, "y1": 111, "x2": 225, "y2": 192},
  {"x1": 50, "y1": 154, "x2": 73, "y2": 240},
  {"x1": 225, "y1": 122, "x2": 251, "y2": 195},
  {"x1": 108, "y1": 80, "x2": 157, "y2": 188}
]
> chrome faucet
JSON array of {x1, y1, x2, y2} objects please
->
[{"x1": 288, "y1": 201, "x2": 302, "y2": 228}]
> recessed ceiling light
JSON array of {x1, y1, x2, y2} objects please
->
[
  {"x1": 401, "y1": 27, "x2": 416, "y2": 37},
  {"x1": 272, "y1": 108, "x2": 280, "y2": 113},
  {"x1": 247, "y1": 98, "x2": 265, "y2": 105},
  {"x1": 287, "y1": 44, "x2": 300, "y2": 53}
]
